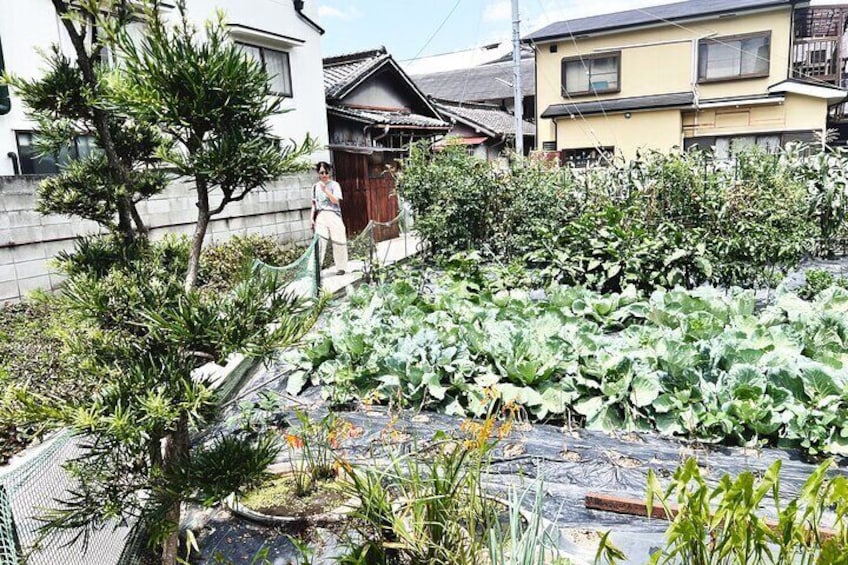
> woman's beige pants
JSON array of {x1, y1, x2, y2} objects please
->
[{"x1": 315, "y1": 211, "x2": 348, "y2": 271}]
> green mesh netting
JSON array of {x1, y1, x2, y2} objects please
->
[
  {"x1": 0, "y1": 431, "x2": 141, "y2": 565},
  {"x1": 317, "y1": 211, "x2": 415, "y2": 280},
  {"x1": 253, "y1": 233, "x2": 321, "y2": 298}
]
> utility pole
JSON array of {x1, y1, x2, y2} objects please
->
[{"x1": 511, "y1": 0, "x2": 524, "y2": 156}]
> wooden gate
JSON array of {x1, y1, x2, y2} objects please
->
[
  {"x1": 334, "y1": 151, "x2": 369, "y2": 235},
  {"x1": 333, "y1": 150, "x2": 400, "y2": 242}
]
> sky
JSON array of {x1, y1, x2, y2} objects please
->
[{"x1": 317, "y1": 0, "x2": 681, "y2": 62}]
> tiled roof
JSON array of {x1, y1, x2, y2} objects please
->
[
  {"x1": 434, "y1": 101, "x2": 535, "y2": 136},
  {"x1": 540, "y1": 92, "x2": 694, "y2": 118},
  {"x1": 525, "y1": 0, "x2": 792, "y2": 42},
  {"x1": 327, "y1": 104, "x2": 450, "y2": 129},
  {"x1": 323, "y1": 47, "x2": 391, "y2": 99},
  {"x1": 411, "y1": 59, "x2": 535, "y2": 102}
]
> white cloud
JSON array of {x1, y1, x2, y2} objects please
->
[
  {"x1": 318, "y1": 5, "x2": 361, "y2": 20},
  {"x1": 483, "y1": 0, "x2": 512, "y2": 22}
]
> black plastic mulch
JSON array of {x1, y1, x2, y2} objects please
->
[{"x1": 188, "y1": 355, "x2": 845, "y2": 564}]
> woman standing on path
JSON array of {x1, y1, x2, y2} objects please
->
[{"x1": 311, "y1": 161, "x2": 348, "y2": 275}]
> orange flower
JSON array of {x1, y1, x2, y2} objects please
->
[{"x1": 286, "y1": 434, "x2": 304, "y2": 449}]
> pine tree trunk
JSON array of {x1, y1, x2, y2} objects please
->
[
  {"x1": 160, "y1": 415, "x2": 189, "y2": 565},
  {"x1": 185, "y1": 176, "x2": 210, "y2": 291},
  {"x1": 130, "y1": 199, "x2": 149, "y2": 237},
  {"x1": 51, "y1": 0, "x2": 146, "y2": 242}
]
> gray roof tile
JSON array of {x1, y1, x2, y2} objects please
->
[
  {"x1": 323, "y1": 48, "x2": 391, "y2": 99},
  {"x1": 525, "y1": 0, "x2": 792, "y2": 42},
  {"x1": 411, "y1": 59, "x2": 535, "y2": 102},
  {"x1": 327, "y1": 104, "x2": 450, "y2": 128},
  {"x1": 540, "y1": 92, "x2": 694, "y2": 118},
  {"x1": 434, "y1": 101, "x2": 535, "y2": 136}
]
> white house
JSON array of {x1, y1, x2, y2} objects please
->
[{"x1": 0, "y1": 0, "x2": 330, "y2": 176}]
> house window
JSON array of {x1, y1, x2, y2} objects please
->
[
  {"x1": 16, "y1": 132, "x2": 96, "y2": 175},
  {"x1": 684, "y1": 134, "x2": 781, "y2": 158},
  {"x1": 561, "y1": 146, "x2": 614, "y2": 168},
  {"x1": 561, "y1": 53, "x2": 620, "y2": 96},
  {"x1": 237, "y1": 42, "x2": 293, "y2": 97},
  {"x1": 698, "y1": 32, "x2": 770, "y2": 82},
  {"x1": 0, "y1": 35, "x2": 9, "y2": 115}
]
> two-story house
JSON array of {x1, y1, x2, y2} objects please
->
[
  {"x1": 526, "y1": 0, "x2": 848, "y2": 164},
  {"x1": 0, "y1": 0, "x2": 330, "y2": 176}
]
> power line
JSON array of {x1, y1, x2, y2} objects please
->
[
  {"x1": 531, "y1": 42, "x2": 617, "y2": 166},
  {"x1": 412, "y1": 0, "x2": 464, "y2": 61},
  {"x1": 458, "y1": 0, "x2": 485, "y2": 105},
  {"x1": 531, "y1": 0, "x2": 618, "y2": 165}
]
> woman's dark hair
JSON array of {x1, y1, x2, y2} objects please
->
[{"x1": 316, "y1": 161, "x2": 333, "y2": 174}]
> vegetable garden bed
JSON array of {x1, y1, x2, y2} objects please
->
[{"x1": 285, "y1": 273, "x2": 848, "y2": 456}]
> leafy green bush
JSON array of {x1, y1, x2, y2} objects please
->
[
  {"x1": 5, "y1": 234, "x2": 321, "y2": 557},
  {"x1": 398, "y1": 144, "x2": 499, "y2": 257},
  {"x1": 199, "y1": 234, "x2": 306, "y2": 292},
  {"x1": 793, "y1": 145, "x2": 848, "y2": 257},
  {"x1": 400, "y1": 144, "x2": 823, "y2": 291},
  {"x1": 286, "y1": 275, "x2": 848, "y2": 455},
  {"x1": 528, "y1": 206, "x2": 713, "y2": 293},
  {"x1": 0, "y1": 297, "x2": 94, "y2": 464},
  {"x1": 799, "y1": 268, "x2": 848, "y2": 300},
  {"x1": 1, "y1": 233, "x2": 304, "y2": 464}
]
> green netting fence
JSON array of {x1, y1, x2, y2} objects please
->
[
  {"x1": 0, "y1": 431, "x2": 144, "y2": 565},
  {"x1": 254, "y1": 209, "x2": 420, "y2": 295}
]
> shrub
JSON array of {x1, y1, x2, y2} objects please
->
[
  {"x1": 398, "y1": 143, "x2": 499, "y2": 256},
  {"x1": 400, "y1": 144, "x2": 823, "y2": 291},
  {"x1": 528, "y1": 206, "x2": 713, "y2": 293},
  {"x1": 199, "y1": 234, "x2": 306, "y2": 292},
  {"x1": 0, "y1": 297, "x2": 94, "y2": 464},
  {"x1": 798, "y1": 268, "x2": 848, "y2": 299}
]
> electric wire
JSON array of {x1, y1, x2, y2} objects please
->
[
  {"x1": 535, "y1": 0, "x2": 622, "y2": 152},
  {"x1": 411, "y1": 0, "x2": 464, "y2": 61}
]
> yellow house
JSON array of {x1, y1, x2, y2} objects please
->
[{"x1": 526, "y1": 0, "x2": 848, "y2": 164}]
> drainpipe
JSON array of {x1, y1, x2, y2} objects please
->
[
  {"x1": 0, "y1": 36, "x2": 10, "y2": 116},
  {"x1": 7, "y1": 152, "x2": 19, "y2": 175},
  {"x1": 292, "y1": 1, "x2": 325, "y2": 35},
  {"x1": 364, "y1": 124, "x2": 390, "y2": 147},
  {"x1": 688, "y1": 33, "x2": 716, "y2": 148},
  {"x1": 372, "y1": 125, "x2": 391, "y2": 142}
]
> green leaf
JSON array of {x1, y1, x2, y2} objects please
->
[
  {"x1": 573, "y1": 395, "x2": 603, "y2": 418},
  {"x1": 802, "y1": 366, "x2": 840, "y2": 400},
  {"x1": 631, "y1": 373, "x2": 661, "y2": 407},
  {"x1": 285, "y1": 370, "x2": 308, "y2": 395},
  {"x1": 421, "y1": 372, "x2": 447, "y2": 400}
]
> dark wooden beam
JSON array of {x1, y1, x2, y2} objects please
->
[{"x1": 584, "y1": 492, "x2": 837, "y2": 541}]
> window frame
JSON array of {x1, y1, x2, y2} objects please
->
[
  {"x1": 236, "y1": 41, "x2": 293, "y2": 98},
  {"x1": 560, "y1": 146, "x2": 615, "y2": 168},
  {"x1": 15, "y1": 131, "x2": 96, "y2": 175},
  {"x1": 697, "y1": 31, "x2": 772, "y2": 84},
  {"x1": 560, "y1": 51, "x2": 621, "y2": 98}
]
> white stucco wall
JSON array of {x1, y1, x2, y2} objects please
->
[{"x1": 0, "y1": 0, "x2": 330, "y2": 176}]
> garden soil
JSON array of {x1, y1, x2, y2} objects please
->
[{"x1": 189, "y1": 353, "x2": 847, "y2": 565}]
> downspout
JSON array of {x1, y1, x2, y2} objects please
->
[
  {"x1": 688, "y1": 33, "x2": 716, "y2": 149},
  {"x1": 7, "y1": 152, "x2": 19, "y2": 175},
  {"x1": 0, "y1": 36, "x2": 11, "y2": 116},
  {"x1": 292, "y1": 1, "x2": 326, "y2": 35},
  {"x1": 372, "y1": 125, "x2": 390, "y2": 142}
]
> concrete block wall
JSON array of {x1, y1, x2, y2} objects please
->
[{"x1": 0, "y1": 173, "x2": 315, "y2": 303}]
